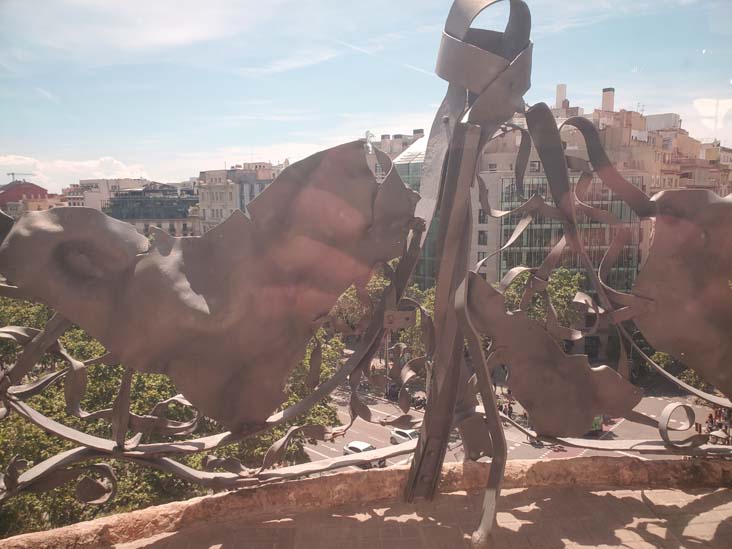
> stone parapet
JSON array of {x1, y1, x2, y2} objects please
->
[{"x1": 2, "y1": 457, "x2": 731, "y2": 548}]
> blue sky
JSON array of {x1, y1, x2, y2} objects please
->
[{"x1": 1, "y1": 0, "x2": 730, "y2": 192}]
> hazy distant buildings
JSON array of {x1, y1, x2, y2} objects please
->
[
  {"x1": 0, "y1": 180, "x2": 65, "y2": 219},
  {"x1": 700, "y1": 141, "x2": 732, "y2": 195},
  {"x1": 551, "y1": 83, "x2": 584, "y2": 118},
  {"x1": 197, "y1": 161, "x2": 284, "y2": 233},
  {"x1": 103, "y1": 182, "x2": 200, "y2": 237},
  {"x1": 63, "y1": 178, "x2": 150, "y2": 210},
  {"x1": 645, "y1": 113, "x2": 682, "y2": 132},
  {"x1": 474, "y1": 85, "x2": 664, "y2": 289},
  {"x1": 366, "y1": 129, "x2": 424, "y2": 182},
  {"x1": 375, "y1": 89, "x2": 723, "y2": 296}
]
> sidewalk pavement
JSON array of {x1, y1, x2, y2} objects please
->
[{"x1": 120, "y1": 486, "x2": 732, "y2": 549}]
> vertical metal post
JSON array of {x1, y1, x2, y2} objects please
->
[{"x1": 405, "y1": 122, "x2": 482, "y2": 501}]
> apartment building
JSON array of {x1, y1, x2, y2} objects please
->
[
  {"x1": 62, "y1": 178, "x2": 149, "y2": 210},
  {"x1": 103, "y1": 182, "x2": 200, "y2": 237},
  {"x1": 367, "y1": 129, "x2": 424, "y2": 182},
  {"x1": 0, "y1": 180, "x2": 66, "y2": 219},
  {"x1": 700, "y1": 141, "x2": 732, "y2": 195},
  {"x1": 198, "y1": 161, "x2": 284, "y2": 233}
]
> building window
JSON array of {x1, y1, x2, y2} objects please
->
[
  {"x1": 478, "y1": 230, "x2": 488, "y2": 245},
  {"x1": 143, "y1": 223, "x2": 150, "y2": 235},
  {"x1": 529, "y1": 161, "x2": 542, "y2": 173},
  {"x1": 503, "y1": 227, "x2": 513, "y2": 244},
  {"x1": 477, "y1": 251, "x2": 488, "y2": 262},
  {"x1": 488, "y1": 163, "x2": 497, "y2": 172},
  {"x1": 168, "y1": 223, "x2": 175, "y2": 235},
  {"x1": 478, "y1": 209, "x2": 487, "y2": 224}
]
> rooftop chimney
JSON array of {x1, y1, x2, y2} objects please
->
[
  {"x1": 380, "y1": 134, "x2": 392, "y2": 154},
  {"x1": 602, "y1": 87, "x2": 615, "y2": 112},
  {"x1": 556, "y1": 84, "x2": 567, "y2": 109}
]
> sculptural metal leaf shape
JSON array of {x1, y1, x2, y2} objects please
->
[{"x1": 0, "y1": 140, "x2": 418, "y2": 430}]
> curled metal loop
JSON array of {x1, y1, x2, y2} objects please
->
[{"x1": 658, "y1": 403, "x2": 705, "y2": 449}]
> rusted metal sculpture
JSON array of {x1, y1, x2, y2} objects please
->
[
  {"x1": 0, "y1": 142, "x2": 425, "y2": 502},
  {"x1": 1, "y1": 0, "x2": 731, "y2": 547},
  {"x1": 404, "y1": 0, "x2": 732, "y2": 546},
  {"x1": 0, "y1": 141, "x2": 419, "y2": 431}
]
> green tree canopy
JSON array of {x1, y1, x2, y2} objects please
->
[
  {"x1": 0, "y1": 297, "x2": 342, "y2": 537},
  {"x1": 503, "y1": 267, "x2": 584, "y2": 328}
]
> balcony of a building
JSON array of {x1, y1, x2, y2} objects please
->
[{"x1": 4, "y1": 457, "x2": 731, "y2": 549}]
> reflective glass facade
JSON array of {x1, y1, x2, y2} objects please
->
[{"x1": 498, "y1": 174, "x2": 645, "y2": 292}]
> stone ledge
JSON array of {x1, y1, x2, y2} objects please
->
[{"x1": 2, "y1": 456, "x2": 731, "y2": 549}]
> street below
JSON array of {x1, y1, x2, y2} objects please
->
[{"x1": 304, "y1": 385, "x2": 714, "y2": 469}]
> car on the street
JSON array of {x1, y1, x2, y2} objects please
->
[
  {"x1": 343, "y1": 440, "x2": 387, "y2": 469},
  {"x1": 389, "y1": 428, "x2": 419, "y2": 445},
  {"x1": 709, "y1": 429, "x2": 731, "y2": 445}
]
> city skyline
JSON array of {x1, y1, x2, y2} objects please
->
[{"x1": 1, "y1": 0, "x2": 730, "y2": 192}]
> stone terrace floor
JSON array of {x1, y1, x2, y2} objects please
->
[{"x1": 120, "y1": 486, "x2": 732, "y2": 549}]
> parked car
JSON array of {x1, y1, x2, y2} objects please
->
[
  {"x1": 390, "y1": 428, "x2": 419, "y2": 445},
  {"x1": 709, "y1": 429, "x2": 731, "y2": 445},
  {"x1": 343, "y1": 440, "x2": 387, "y2": 469},
  {"x1": 411, "y1": 395, "x2": 426, "y2": 410}
]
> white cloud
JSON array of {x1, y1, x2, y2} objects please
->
[
  {"x1": 238, "y1": 49, "x2": 340, "y2": 77},
  {"x1": 151, "y1": 109, "x2": 435, "y2": 182},
  {"x1": 334, "y1": 111, "x2": 432, "y2": 137},
  {"x1": 693, "y1": 98, "x2": 732, "y2": 132},
  {"x1": 333, "y1": 32, "x2": 405, "y2": 57},
  {"x1": 528, "y1": 0, "x2": 713, "y2": 35},
  {"x1": 402, "y1": 63, "x2": 434, "y2": 76},
  {"x1": 215, "y1": 110, "x2": 319, "y2": 125},
  {"x1": 33, "y1": 87, "x2": 60, "y2": 104},
  {"x1": 1, "y1": 0, "x2": 291, "y2": 55},
  {"x1": 0, "y1": 155, "x2": 148, "y2": 193},
  {"x1": 1, "y1": 107, "x2": 435, "y2": 193},
  {"x1": 333, "y1": 36, "x2": 436, "y2": 78}
]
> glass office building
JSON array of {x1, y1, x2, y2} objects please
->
[
  {"x1": 394, "y1": 138, "x2": 439, "y2": 290},
  {"x1": 497, "y1": 174, "x2": 645, "y2": 292}
]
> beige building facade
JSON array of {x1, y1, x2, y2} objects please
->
[{"x1": 198, "y1": 161, "x2": 283, "y2": 233}]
